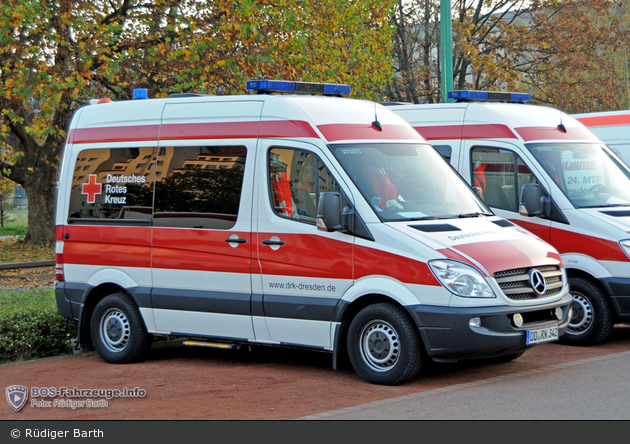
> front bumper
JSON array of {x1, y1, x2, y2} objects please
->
[{"x1": 407, "y1": 293, "x2": 572, "y2": 361}]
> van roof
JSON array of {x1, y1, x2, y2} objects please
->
[
  {"x1": 68, "y1": 94, "x2": 426, "y2": 146},
  {"x1": 386, "y1": 101, "x2": 601, "y2": 144}
]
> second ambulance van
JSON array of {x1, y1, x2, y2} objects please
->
[
  {"x1": 55, "y1": 82, "x2": 571, "y2": 385},
  {"x1": 388, "y1": 91, "x2": 630, "y2": 347},
  {"x1": 572, "y1": 110, "x2": 630, "y2": 165}
]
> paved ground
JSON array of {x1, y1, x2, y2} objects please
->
[{"x1": 299, "y1": 349, "x2": 630, "y2": 420}]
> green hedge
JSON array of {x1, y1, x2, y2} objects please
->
[{"x1": 0, "y1": 289, "x2": 77, "y2": 364}]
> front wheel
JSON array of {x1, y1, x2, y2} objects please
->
[
  {"x1": 90, "y1": 293, "x2": 152, "y2": 364},
  {"x1": 347, "y1": 302, "x2": 424, "y2": 385},
  {"x1": 559, "y1": 277, "x2": 613, "y2": 346}
]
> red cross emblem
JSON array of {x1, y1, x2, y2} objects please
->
[{"x1": 82, "y1": 174, "x2": 102, "y2": 203}]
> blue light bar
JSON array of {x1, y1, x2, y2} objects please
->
[
  {"x1": 246, "y1": 80, "x2": 351, "y2": 96},
  {"x1": 133, "y1": 88, "x2": 148, "y2": 100},
  {"x1": 448, "y1": 90, "x2": 531, "y2": 103}
]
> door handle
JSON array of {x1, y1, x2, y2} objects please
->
[
  {"x1": 225, "y1": 237, "x2": 247, "y2": 244},
  {"x1": 262, "y1": 239, "x2": 285, "y2": 246}
]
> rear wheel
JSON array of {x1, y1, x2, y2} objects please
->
[
  {"x1": 559, "y1": 277, "x2": 613, "y2": 346},
  {"x1": 90, "y1": 293, "x2": 152, "y2": 363},
  {"x1": 347, "y1": 302, "x2": 424, "y2": 385}
]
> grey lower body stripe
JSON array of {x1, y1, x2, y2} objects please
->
[{"x1": 151, "y1": 289, "x2": 338, "y2": 321}]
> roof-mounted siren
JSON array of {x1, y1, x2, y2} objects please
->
[
  {"x1": 246, "y1": 80, "x2": 351, "y2": 96},
  {"x1": 448, "y1": 90, "x2": 531, "y2": 103}
]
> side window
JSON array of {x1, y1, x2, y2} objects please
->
[
  {"x1": 68, "y1": 147, "x2": 155, "y2": 221},
  {"x1": 471, "y1": 147, "x2": 538, "y2": 212},
  {"x1": 432, "y1": 145, "x2": 452, "y2": 163},
  {"x1": 269, "y1": 147, "x2": 342, "y2": 223},
  {"x1": 154, "y1": 145, "x2": 247, "y2": 229}
]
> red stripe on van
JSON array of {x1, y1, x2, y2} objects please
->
[
  {"x1": 67, "y1": 120, "x2": 319, "y2": 144},
  {"x1": 511, "y1": 219, "x2": 629, "y2": 263},
  {"x1": 413, "y1": 124, "x2": 517, "y2": 141},
  {"x1": 68, "y1": 125, "x2": 161, "y2": 144},
  {"x1": 576, "y1": 113, "x2": 630, "y2": 128},
  {"x1": 60, "y1": 225, "x2": 152, "y2": 269},
  {"x1": 515, "y1": 126, "x2": 600, "y2": 142},
  {"x1": 354, "y1": 244, "x2": 440, "y2": 286},
  {"x1": 59, "y1": 224, "x2": 443, "y2": 286},
  {"x1": 160, "y1": 120, "x2": 319, "y2": 140},
  {"x1": 318, "y1": 124, "x2": 423, "y2": 142},
  {"x1": 435, "y1": 248, "x2": 480, "y2": 270},
  {"x1": 160, "y1": 121, "x2": 259, "y2": 140},
  {"x1": 152, "y1": 227, "x2": 252, "y2": 274},
  {"x1": 450, "y1": 238, "x2": 562, "y2": 276},
  {"x1": 259, "y1": 120, "x2": 319, "y2": 138},
  {"x1": 257, "y1": 233, "x2": 353, "y2": 279}
]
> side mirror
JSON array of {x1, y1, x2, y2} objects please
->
[
  {"x1": 519, "y1": 184, "x2": 543, "y2": 217},
  {"x1": 317, "y1": 192, "x2": 343, "y2": 232}
]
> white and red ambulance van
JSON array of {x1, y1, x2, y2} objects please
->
[
  {"x1": 572, "y1": 110, "x2": 630, "y2": 165},
  {"x1": 387, "y1": 90, "x2": 630, "y2": 347},
  {"x1": 55, "y1": 81, "x2": 571, "y2": 385}
]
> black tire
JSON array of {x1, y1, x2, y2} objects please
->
[
  {"x1": 90, "y1": 293, "x2": 152, "y2": 364},
  {"x1": 559, "y1": 277, "x2": 613, "y2": 346},
  {"x1": 347, "y1": 302, "x2": 424, "y2": 385}
]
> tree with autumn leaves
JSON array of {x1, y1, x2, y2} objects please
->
[
  {"x1": 386, "y1": 0, "x2": 630, "y2": 111},
  {"x1": 2, "y1": 0, "x2": 629, "y2": 242},
  {"x1": 0, "y1": 0, "x2": 396, "y2": 242}
]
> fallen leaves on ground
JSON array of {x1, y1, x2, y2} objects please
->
[
  {"x1": 0, "y1": 238, "x2": 54, "y2": 263},
  {"x1": 0, "y1": 266, "x2": 56, "y2": 291}
]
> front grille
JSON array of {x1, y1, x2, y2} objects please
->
[{"x1": 494, "y1": 265, "x2": 565, "y2": 300}]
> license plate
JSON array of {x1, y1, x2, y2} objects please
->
[{"x1": 526, "y1": 325, "x2": 559, "y2": 345}]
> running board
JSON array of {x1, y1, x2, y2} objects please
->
[{"x1": 183, "y1": 340, "x2": 238, "y2": 350}]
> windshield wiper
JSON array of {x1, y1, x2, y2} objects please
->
[
  {"x1": 405, "y1": 216, "x2": 439, "y2": 221},
  {"x1": 582, "y1": 204, "x2": 630, "y2": 209},
  {"x1": 458, "y1": 212, "x2": 492, "y2": 218}
]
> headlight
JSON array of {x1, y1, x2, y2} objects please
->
[
  {"x1": 429, "y1": 260, "x2": 495, "y2": 298},
  {"x1": 620, "y1": 240, "x2": 630, "y2": 260}
]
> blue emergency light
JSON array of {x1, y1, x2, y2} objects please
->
[
  {"x1": 133, "y1": 88, "x2": 148, "y2": 100},
  {"x1": 246, "y1": 80, "x2": 351, "y2": 96},
  {"x1": 448, "y1": 90, "x2": 531, "y2": 103}
]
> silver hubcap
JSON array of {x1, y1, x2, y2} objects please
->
[
  {"x1": 99, "y1": 308, "x2": 130, "y2": 353},
  {"x1": 359, "y1": 320, "x2": 400, "y2": 372},
  {"x1": 567, "y1": 293, "x2": 593, "y2": 335}
]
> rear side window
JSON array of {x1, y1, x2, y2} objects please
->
[
  {"x1": 153, "y1": 145, "x2": 247, "y2": 229},
  {"x1": 67, "y1": 147, "x2": 155, "y2": 221},
  {"x1": 269, "y1": 147, "x2": 342, "y2": 223},
  {"x1": 471, "y1": 147, "x2": 538, "y2": 212}
]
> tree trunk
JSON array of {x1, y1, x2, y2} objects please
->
[{"x1": 21, "y1": 165, "x2": 58, "y2": 243}]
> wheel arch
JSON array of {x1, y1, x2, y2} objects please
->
[
  {"x1": 77, "y1": 283, "x2": 136, "y2": 346},
  {"x1": 565, "y1": 268, "x2": 618, "y2": 323},
  {"x1": 332, "y1": 293, "x2": 424, "y2": 370}
]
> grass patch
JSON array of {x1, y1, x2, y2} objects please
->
[
  {"x1": 0, "y1": 205, "x2": 27, "y2": 236},
  {"x1": 0, "y1": 226, "x2": 26, "y2": 236},
  {"x1": 0, "y1": 237, "x2": 54, "y2": 263},
  {"x1": 0, "y1": 288, "x2": 76, "y2": 364}
]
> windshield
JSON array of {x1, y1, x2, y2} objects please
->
[
  {"x1": 527, "y1": 143, "x2": 630, "y2": 208},
  {"x1": 330, "y1": 143, "x2": 491, "y2": 222}
]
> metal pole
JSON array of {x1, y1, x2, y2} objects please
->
[{"x1": 440, "y1": 0, "x2": 453, "y2": 103}]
